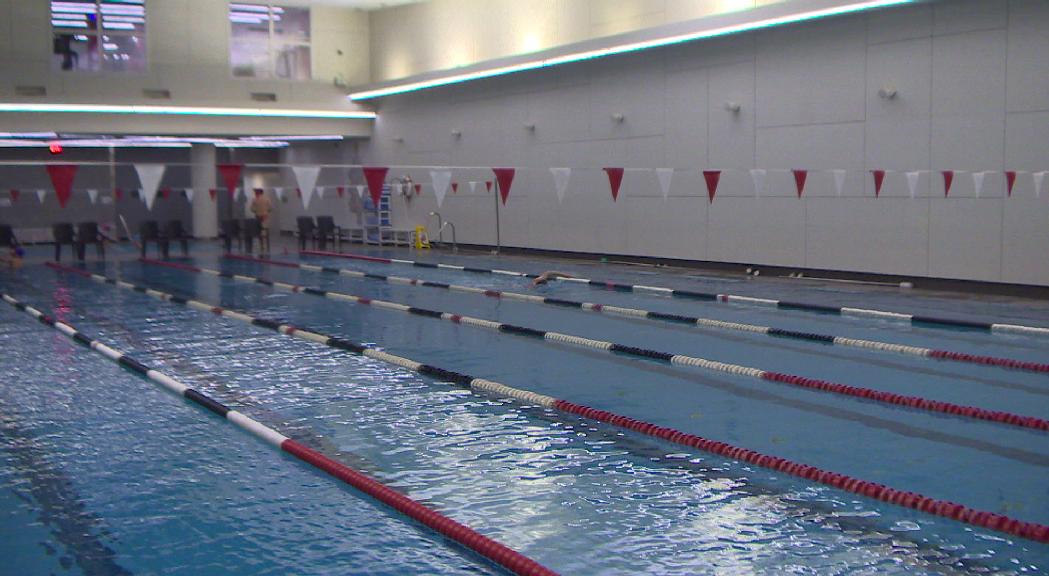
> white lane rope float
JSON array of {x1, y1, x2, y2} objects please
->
[
  {"x1": 300, "y1": 250, "x2": 1049, "y2": 337},
  {"x1": 230, "y1": 255, "x2": 1049, "y2": 375},
  {"x1": 138, "y1": 259, "x2": 1049, "y2": 433},
  {"x1": 0, "y1": 290, "x2": 558, "y2": 576},
  {"x1": 41, "y1": 263, "x2": 1049, "y2": 545}
]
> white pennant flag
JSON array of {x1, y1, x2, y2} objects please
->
[
  {"x1": 905, "y1": 171, "x2": 920, "y2": 199},
  {"x1": 36, "y1": 189, "x2": 46, "y2": 204},
  {"x1": 550, "y1": 168, "x2": 571, "y2": 203},
  {"x1": 750, "y1": 169, "x2": 767, "y2": 197},
  {"x1": 430, "y1": 169, "x2": 452, "y2": 208},
  {"x1": 655, "y1": 168, "x2": 673, "y2": 200},
  {"x1": 1033, "y1": 172, "x2": 1046, "y2": 199},
  {"x1": 292, "y1": 165, "x2": 321, "y2": 210},
  {"x1": 273, "y1": 187, "x2": 285, "y2": 201},
  {"x1": 356, "y1": 185, "x2": 366, "y2": 198},
  {"x1": 184, "y1": 188, "x2": 195, "y2": 203},
  {"x1": 134, "y1": 163, "x2": 167, "y2": 210},
  {"x1": 831, "y1": 169, "x2": 846, "y2": 197},
  {"x1": 86, "y1": 188, "x2": 99, "y2": 204},
  {"x1": 469, "y1": 181, "x2": 478, "y2": 194},
  {"x1": 972, "y1": 171, "x2": 988, "y2": 198}
]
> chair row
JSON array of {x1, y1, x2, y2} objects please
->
[
  {"x1": 140, "y1": 220, "x2": 191, "y2": 259},
  {"x1": 52, "y1": 222, "x2": 107, "y2": 261},
  {"x1": 220, "y1": 219, "x2": 265, "y2": 254},
  {"x1": 296, "y1": 216, "x2": 363, "y2": 251}
]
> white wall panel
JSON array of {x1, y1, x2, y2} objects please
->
[{"x1": 1006, "y1": 0, "x2": 1049, "y2": 113}]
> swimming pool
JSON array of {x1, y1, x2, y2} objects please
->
[{"x1": 2, "y1": 243, "x2": 1047, "y2": 574}]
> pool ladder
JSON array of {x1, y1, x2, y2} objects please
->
[{"x1": 428, "y1": 212, "x2": 458, "y2": 253}]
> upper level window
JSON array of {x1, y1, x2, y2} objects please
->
[
  {"x1": 51, "y1": 1, "x2": 147, "y2": 73},
  {"x1": 229, "y1": 3, "x2": 311, "y2": 80}
]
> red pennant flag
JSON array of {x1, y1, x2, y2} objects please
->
[
  {"x1": 160, "y1": 188, "x2": 171, "y2": 199},
  {"x1": 451, "y1": 182, "x2": 458, "y2": 193},
  {"x1": 363, "y1": 167, "x2": 389, "y2": 206},
  {"x1": 217, "y1": 164, "x2": 243, "y2": 195},
  {"x1": 1005, "y1": 171, "x2": 1017, "y2": 197},
  {"x1": 492, "y1": 169, "x2": 515, "y2": 205},
  {"x1": 485, "y1": 180, "x2": 493, "y2": 193},
  {"x1": 337, "y1": 186, "x2": 345, "y2": 198},
  {"x1": 793, "y1": 170, "x2": 808, "y2": 198},
  {"x1": 702, "y1": 170, "x2": 722, "y2": 204},
  {"x1": 46, "y1": 164, "x2": 78, "y2": 208},
  {"x1": 114, "y1": 188, "x2": 124, "y2": 201},
  {"x1": 603, "y1": 167, "x2": 625, "y2": 202},
  {"x1": 208, "y1": 188, "x2": 217, "y2": 201},
  {"x1": 296, "y1": 188, "x2": 302, "y2": 198},
  {"x1": 9, "y1": 189, "x2": 18, "y2": 202},
  {"x1": 414, "y1": 183, "x2": 422, "y2": 195},
  {"x1": 871, "y1": 170, "x2": 886, "y2": 198},
  {"x1": 942, "y1": 171, "x2": 954, "y2": 197},
  {"x1": 254, "y1": 188, "x2": 264, "y2": 198}
]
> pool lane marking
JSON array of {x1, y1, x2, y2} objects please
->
[
  {"x1": 299, "y1": 250, "x2": 1049, "y2": 337},
  {"x1": 229, "y1": 255, "x2": 1049, "y2": 375},
  {"x1": 141, "y1": 258, "x2": 1049, "y2": 433},
  {"x1": 43, "y1": 265, "x2": 1049, "y2": 545},
  {"x1": 0, "y1": 291, "x2": 558, "y2": 576}
]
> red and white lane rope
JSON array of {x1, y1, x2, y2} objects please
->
[
  {"x1": 44, "y1": 264, "x2": 1049, "y2": 544},
  {"x1": 140, "y1": 258, "x2": 1049, "y2": 433},
  {"x1": 231, "y1": 254, "x2": 1049, "y2": 375},
  {"x1": 0, "y1": 291, "x2": 558, "y2": 576},
  {"x1": 300, "y1": 250, "x2": 1049, "y2": 337}
]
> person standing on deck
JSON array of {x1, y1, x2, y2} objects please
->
[{"x1": 250, "y1": 190, "x2": 272, "y2": 254}]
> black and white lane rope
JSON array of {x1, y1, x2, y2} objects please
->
[
  {"x1": 139, "y1": 258, "x2": 1049, "y2": 433},
  {"x1": 300, "y1": 250, "x2": 1049, "y2": 337},
  {"x1": 231, "y1": 254, "x2": 1049, "y2": 375},
  {"x1": 41, "y1": 264, "x2": 1049, "y2": 544},
  {"x1": 0, "y1": 290, "x2": 558, "y2": 576}
]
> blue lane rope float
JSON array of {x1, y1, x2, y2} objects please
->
[
  {"x1": 231, "y1": 254, "x2": 1049, "y2": 375},
  {"x1": 41, "y1": 264, "x2": 1049, "y2": 545},
  {"x1": 0, "y1": 290, "x2": 558, "y2": 576},
  {"x1": 138, "y1": 258, "x2": 1049, "y2": 433},
  {"x1": 300, "y1": 250, "x2": 1049, "y2": 337}
]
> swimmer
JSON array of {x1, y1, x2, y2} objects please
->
[
  {"x1": 4, "y1": 245, "x2": 24, "y2": 269},
  {"x1": 532, "y1": 271, "x2": 574, "y2": 286}
]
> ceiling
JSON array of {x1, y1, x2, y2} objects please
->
[{"x1": 268, "y1": 0, "x2": 425, "y2": 9}]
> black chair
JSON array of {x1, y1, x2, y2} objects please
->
[
  {"x1": 242, "y1": 219, "x2": 262, "y2": 254},
  {"x1": 52, "y1": 223, "x2": 76, "y2": 261},
  {"x1": 140, "y1": 220, "x2": 162, "y2": 258},
  {"x1": 163, "y1": 220, "x2": 190, "y2": 259},
  {"x1": 296, "y1": 217, "x2": 317, "y2": 250},
  {"x1": 316, "y1": 216, "x2": 340, "y2": 251},
  {"x1": 0, "y1": 225, "x2": 17, "y2": 249},
  {"x1": 220, "y1": 219, "x2": 243, "y2": 253},
  {"x1": 75, "y1": 222, "x2": 105, "y2": 261}
]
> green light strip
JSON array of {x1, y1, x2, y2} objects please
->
[
  {"x1": 350, "y1": 0, "x2": 913, "y2": 100},
  {"x1": 0, "y1": 103, "x2": 376, "y2": 119}
]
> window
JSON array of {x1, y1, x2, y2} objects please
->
[
  {"x1": 229, "y1": 4, "x2": 311, "y2": 80},
  {"x1": 51, "y1": 0, "x2": 147, "y2": 73}
]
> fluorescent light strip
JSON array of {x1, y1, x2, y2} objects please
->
[
  {"x1": 350, "y1": 0, "x2": 913, "y2": 100},
  {"x1": 239, "y1": 135, "x2": 344, "y2": 141},
  {"x1": 0, "y1": 103, "x2": 376, "y2": 119}
]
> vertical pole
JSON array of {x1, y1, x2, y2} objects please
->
[
  {"x1": 494, "y1": 180, "x2": 501, "y2": 254},
  {"x1": 190, "y1": 143, "x2": 218, "y2": 238},
  {"x1": 108, "y1": 146, "x2": 117, "y2": 239}
]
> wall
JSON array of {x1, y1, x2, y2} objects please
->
[
  {"x1": 360, "y1": 0, "x2": 1049, "y2": 286},
  {"x1": 370, "y1": 0, "x2": 794, "y2": 82},
  {"x1": 0, "y1": 0, "x2": 371, "y2": 135}
]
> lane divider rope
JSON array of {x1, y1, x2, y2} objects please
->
[
  {"x1": 230, "y1": 254, "x2": 1049, "y2": 375},
  {"x1": 0, "y1": 290, "x2": 558, "y2": 576},
  {"x1": 142, "y1": 258, "x2": 1049, "y2": 433},
  {"x1": 44, "y1": 262, "x2": 1049, "y2": 545},
  {"x1": 300, "y1": 250, "x2": 1049, "y2": 337}
]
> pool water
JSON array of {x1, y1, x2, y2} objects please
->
[{"x1": 1, "y1": 243, "x2": 1047, "y2": 575}]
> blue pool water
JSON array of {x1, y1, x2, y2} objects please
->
[{"x1": 1, "y1": 243, "x2": 1047, "y2": 574}]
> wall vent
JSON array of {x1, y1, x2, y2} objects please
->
[
  {"x1": 250, "y1": 92, "x2": 277, "y2": 102},
  {"x1": 15, "y1": 85, "x2": 47, "y2": 97},
  {"x1": 142, "y1": 88, "x2": 171, "y2": 99}
]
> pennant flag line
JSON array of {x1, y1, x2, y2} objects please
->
[
  {"x1": 217, "y1": 164, "x2": 243, "y2": 196},
  {"x1": 115, "y1": 188, "x2": 124, "y2": 201},
  {"x1": 356, "y1": 185, "x2": 366, "y2": 199},
  {"x1": 491, "y1": 169, "x2": 514, "y2": 205},
  {"x1": 414, "y1": 183, "x2": 422, "y2": 195},
  {"x1": 46, "y1": 164, "x2": 78, "y2": 208},
  {"x1": 906, "y1": 171, "x2": 920, "y2": 199},
  {"x1": 451, "y1": 182, "x2": 459, "y2": 193},
  {"x1": 1034, "y1": 172, "x2": 1046, "y2": 199},
  {"x1": 292, "y1": 165, "x2": 322, "y2": 210},
  {"x1": 337, "y1": 186, "x2": 345, "y2": 199},
  {"x1": 604, "y1": 167, "x2": 624, "y2": 202},
  {"x1": 185, "y1": 188, "x2": 195, "y2": 203},
  {"x1": 468, "y1": 181, "x2": 478, "y2": 194},
  {"x1": 10, "y1": 189, "x2": 19, "y2": 202},
  {"x1": 363, "y1": 166, "x2": 389, "y2": 206},
  {"x1": 208, "y1": 188, "x2": 217, "y2": 201},
  {"x1": 485, "y1": 181, "x2": 493, "y2": 193},
  {"x1": 551, "y1": 168, "x2": 571, "y2": 204},
  {"x1": 1005, "y1": 171, "x2": 1017, "y2": 197},
  {"x1": 134, "y1": 163, "x2": 166, "y2": 210},
  {"x1": 832, "y1": 169, "x2": 846, "y2": 197},
  {"x1": 36, "y1": 189, "x2": 46, "y2": 204},
  {"x1": 430, "y1": 169, "x2": 452, "y2": 208},
  {"x1": 871, "y1": 170, "x2": 886, "y2": 198},
  {"x1": 702, "y1": 170, "x2": 721, "y2": 204},
  {"x1": 655, "y1": 168, "x2": 673, "y2": 200},
  {"x1": 942, "y1": 170, "x2": 954, "y2": 197},
  {"x1": 793, "y1": 170, "x2": 808, "y2": 198},
  {"x1": 972, "y1": 171, "x2": 987, "y2": 198}
]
